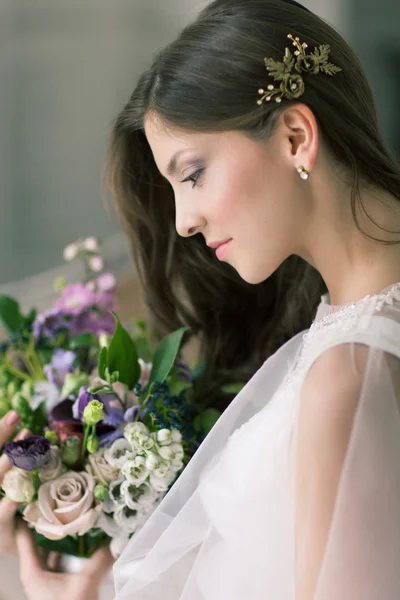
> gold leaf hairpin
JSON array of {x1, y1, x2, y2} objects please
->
[{"x1": 257, "y1": 34, "x2": 342, "y2": 105}]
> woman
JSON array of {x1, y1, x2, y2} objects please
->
[{"x1": 15, "y1": 0, "x2": 400, "y2": 598}]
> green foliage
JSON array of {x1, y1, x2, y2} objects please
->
[
  {"x1": 194, "y1": 408, "x2": 221, "y2": 436},
  {"x1": 0, "y1": 296, "x2": 24, "y2": 336},
  {"x1": 107, "y1": 313, "x2": 140, "y2": 389},
  {"x1": 147, "y1": 327, "x2": 190, "y2": 391}
]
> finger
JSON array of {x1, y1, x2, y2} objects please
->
[
  {"x1": 0, "y1": 428, "x2": 31, "y2": 484},
  {"x1": 16, "y1": 522, "x2": 43, "y2": 580},
  {"x1": 82, "y1": 546, "x2": 114, "y2": 584},
  {"x1": 0, "y1": 411, "x2": 21, "y2": 448}
]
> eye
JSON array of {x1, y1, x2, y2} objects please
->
[{"x1": 180, "y1": 168, "x2": 205, "y2": 189}]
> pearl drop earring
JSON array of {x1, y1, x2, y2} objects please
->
[{"x1": 297, "y1": 166, "x2": 310, "y2": 180}]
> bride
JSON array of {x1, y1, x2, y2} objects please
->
[{"x1": 9, "y1": 0, "x2": 400, "y2": 598}]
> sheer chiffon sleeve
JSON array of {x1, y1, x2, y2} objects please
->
[{"x1": 294, "y1": 318, "x2": 400, "y2": 599}]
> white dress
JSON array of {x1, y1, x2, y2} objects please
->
[{"x1": 113, "y1": 282, "x2": 400, "y2": 599}]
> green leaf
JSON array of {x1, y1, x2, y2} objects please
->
[
  {"x1": 70, "y1": 333, "x2": 97, "y2": 349},
  {"x1": 167, "y1": 374, "x2": 192, "y2": 398},
  {"x1": 148, "y1": 327, "x2": 190, "y2": 388},
  {"x1": 0, "y1": 296, "x2": 24, "y2": 336},
  {"x1": 194, "y1": 408, "x2": 221, "y2": 435},
  {"x1": 221, "y1": 382, "x2": 247, "y2": 395},
  {"x1": 133, "y1": 335, "x2": 153, "y2": 363},
  {"x1": 107, "y1": 313, "x2": 140, "y2": 389},
  {"x1": 34, "y1": 532, "x2": 79, "y2": 556},
  {"x1": 98, "y1": 346, "x2": 108, "y2": 380}
]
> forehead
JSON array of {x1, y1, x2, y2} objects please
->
[{"x1": 144, "y1": 112, "x2": 206, "y2": 159}]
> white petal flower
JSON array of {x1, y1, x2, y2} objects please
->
[
  {"x1": 105, "y1": 438, "x2": 135, "y2": 469},
  {"x1": 153, "y1": 460, "x2": 171, "y2": 479},
  {"x1": 88, "y1": 256, "x2": 104, "y2": 272},
  {"x1": 171, "y1": 429, "x2": 182, "y2": 443},
  {"x1": 32, "y1": 381, "x2": 61, "y2": 412},
  {"x1": 82, "y1": 236, "x2": 99, "y2": 252},
  {"x1": 108, "y1": 479, "x2": 126, "y2": 506},
  {"x1": 149, "y1": 472, "x2": 174, "y2": 493},
  {"x1": 122, "y1": 456, "x2": 149, "y2": 486},
  {"x1": 156, "y1": 429, "x2": 172, "y2": 446},
  {"x1": 145, "y1": 451, "x2": 160, "y2": 472},
  {"x1": 124, "y1": 422, "x2": 154, "y2": 453},
  {"x1": 63, "y1": 243, "x2": 79, "y2": 261},
  {"x1": 113, "y1": 504, "x2": 146, "y2": 533},
  {"x1": 121, "y1": 480, "x2": 158, "y2": 511},
  {"x1": 2, "y1": 468, "x2": 35, "y2": 503},
  {"x1": 170, "y1": 458, "x2": 184, "y2": 473}
]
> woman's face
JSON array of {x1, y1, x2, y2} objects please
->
[{"x1": 144, "y1": 112, "x2": 309, "y2": 284}]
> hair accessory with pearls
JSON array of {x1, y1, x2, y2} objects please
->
[{"x1": 257, "y1": 34, "x2": 342, "y2": 106}]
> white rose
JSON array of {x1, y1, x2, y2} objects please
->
[
  {"x1": 39, "y1": 446, "x2": 66, "y2": 482},
  {"x1": 23, "y1": 471, "x2": 102, "y2": 541},
  {"x1": 122, "y1": 456, "x2": 149, "y2": 486},
  {"x1": 85, "y1": 448, "x2": 119, "y2": 484},
  {"x1": 2, "y1": 467, "x2": 35, "y2": 503},
  {"x1": 105, "y1": 438, "x2": 135, "y2": 469}
]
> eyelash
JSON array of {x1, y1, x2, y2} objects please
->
[{"x1": 180, "y1": 168, "x2": 205, "y2": 188}]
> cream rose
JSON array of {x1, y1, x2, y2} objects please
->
[
  {"x1": 2, "y1": 467, "x2": 35, "y2": 503},
  {"x1": 85, "y1": 448, "x2": 119, "y2": 485},
  {"x1": 23, "y1": 471, "x2": 102, "y2": 540}
]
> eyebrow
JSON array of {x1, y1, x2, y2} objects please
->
[{"x1": 165, "y1": 148, "x2": 196, "y2": 177}]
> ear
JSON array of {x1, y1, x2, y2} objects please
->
[{"x1": 279, "y1": 104, "x2": 319, "y2": 172}]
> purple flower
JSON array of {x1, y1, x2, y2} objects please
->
[
  {"x1": 69, "y1": 310, "x2": 115, "y2": 338},
  {"x1": 33, "y1": 308, "x2": 70, "y2": 342},
  {"x1": 4, "y1": 436, "x2": 52, "y2": 471},
  {"x1": 123, "y1": 405, "x2": 141, "y2": 423},
  {"x1": 44, "y1": 349, "x2": 76, "y2": 387},
  {"x1": 72, "y1": 386, "x2": 93, "y2": 420},
  {"x1": 72, "y1": 387, "x2": 124, "y2": 427},
  {"x1": 54, "y1": 283, "x2": 95, "y2": 316}
]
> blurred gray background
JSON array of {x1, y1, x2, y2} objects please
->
[
  {"x1": 0, "y1": 0, "x2": 398, "y2": 292},
  {"x1": 0, "y1": 0, "x2": 397, "y2": 599}
]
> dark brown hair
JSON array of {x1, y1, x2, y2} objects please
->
[{"x1": 105, "y1": 0, "x2": 400, "y2": 408}]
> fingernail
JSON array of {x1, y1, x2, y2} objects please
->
[{"x1": 6, "y1": 411, "x2": 20, "y2": 426}]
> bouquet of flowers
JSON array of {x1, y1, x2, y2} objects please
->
[{"x1": 0, "y1": 237, "x2": 221, "y2": 559}]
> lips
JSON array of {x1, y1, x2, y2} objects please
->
[
  {"x1": 207, "y1": 238, "x2": 232, "y2": 249},
  {"x1": 215, "y1": 239, "x2": 232, "y2": 260}
]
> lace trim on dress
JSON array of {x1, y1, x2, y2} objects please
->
[{"x1": 283, "y1": 281, "x2": 400, "y2": 390}]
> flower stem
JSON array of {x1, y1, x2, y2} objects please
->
[
  {"x1": 81, "y1": 424, "x2": 89, "y2": 460},
  {"x1": 78, "y1": 535, "x2": 85, "y2": 558},
  {"x1": 4, "y1": 361, "x2": 31, "y2": 382}
]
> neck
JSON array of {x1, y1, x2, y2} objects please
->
[{"x1": 296, "y1": 174, "x2": 400, "y2": 305}]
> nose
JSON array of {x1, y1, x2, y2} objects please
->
[{"x1": 175, "y1": 206, "x2": 206, "y2": 238}]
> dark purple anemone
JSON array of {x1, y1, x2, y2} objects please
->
[{"x1": 4, "y1": 436, "x2": 52, "y2": 471}]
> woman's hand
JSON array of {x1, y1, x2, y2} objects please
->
[
  {"x1": 0, "y1": 410, "x2": 29, "y2": 556},
  {"x1": 16, "y1": 524, "x2": 114, "y2": 600}
]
